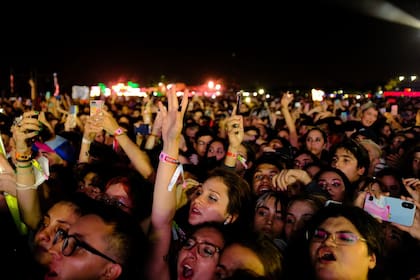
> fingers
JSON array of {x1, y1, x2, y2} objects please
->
[
  {"x1": 225, "y1": 115, "x2": 243, "y2": 134},
  {"x1": 272, "y1": 170, "x2": 291, "y2": 191},
  {"x1": 354, "y1": 191, "x2": 367, "y2": 208},
  {"x1": 179, "y1": 90, "x2": 189, "y2": 114}
]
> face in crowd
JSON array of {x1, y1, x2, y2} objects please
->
[{"x1": 177, "y1": 226, "x2": 225, "y2": 280}]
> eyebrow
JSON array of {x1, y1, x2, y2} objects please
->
[
  {"x1": 337, "y1": 154, "x2": 355, "y2": 160},
  {"x1": 207, "y1": 188, "x2": 221, "y2": 196},
  {"x1": 45, "y1": 214, "x2": 72, "y2": 226},
  {"x1": 56, "y1": 220, "x2": 73, "y2": 226}
]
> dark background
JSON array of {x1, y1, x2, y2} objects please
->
[{"x1": 2, "y1": 0, "x2": 420, "y2": 95}]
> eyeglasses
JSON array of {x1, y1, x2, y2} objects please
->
[
  {"x1": 306, "y1": 228, "x2": 367, "y2": 245},
  {"x1": 182, "y1": 237, "x2": 221, "y2": 258},
  {"x1": 317, "y1": 179, "x2": 343, "y2": 190},
  {"x1": 53, "y1": 229, "x2": 118, "y2": 264}
]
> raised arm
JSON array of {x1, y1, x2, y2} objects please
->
[
  {"x1": 148, "y1": 90, "x2": 188, "y2": 280},
  {"x1": 280, "y1": 92, "x2": 299, "y2": 148},
  {"x1": 101, "y1": 110, "x2": 155, "y2": 181},
  {"x1": 78, "y1": 115, "x2": 103, "y2": 163},
  {"x1": 224, "y1": 104, "x2": 244, "y2": 168},
  {"x1": 13, "y1": 111, "x2": 42, "y2": 230}
]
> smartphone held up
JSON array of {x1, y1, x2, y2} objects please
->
[
  {"x1": 363, "y1": 194, "x2": 416, "y2": 226},
  {"x1": 90, "y1": 100, "x2": 104, "y2": 122}
]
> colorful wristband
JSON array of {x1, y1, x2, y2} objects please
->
[
  {"x1": 16, "y1": 162, "x2": 33, "y2": 168},
  {"x1": 226, "y1": 151, "x2": 238, "y2": 158},
  {"x1": 114, "y1": 127, "x2": 125, "y2": 137},
  {"x1": 82, "y1": 137, "x2": 92, "y2": 144},
  {"x1": 159, "y1": 152, "x2": 180, "y2": 165}
]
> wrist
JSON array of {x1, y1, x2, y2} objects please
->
[
  {"x1": 159, "y1": 151, "x2": 180, "y2": 165},
  {"x1": 150, "y1": 131, "x2": 161, "y2": 137},
  {"x1": 226, "y1": 151, "x2": 238, "y2": 158},
  {"x1": 82, "y1": 137, "x2": 92, "y2": 145}
]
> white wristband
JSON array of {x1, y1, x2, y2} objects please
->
[{"x1": 82, "y1": 138, "x2": 92, "y2": 145}]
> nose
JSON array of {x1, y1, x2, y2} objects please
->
[
  {"x1": 37, "y1": 227, "x2": 53, "y2": 243},
  {"x1": 323, "y1": 234, "x2": 337, "y2": 247},
  {"x1": 48, "y1": 240, "x2": 63, "y2": 260},
  {"x1": 185, "y1": 245, "x2": 199, "y2": 259},
  {"x1": 332, "y1": 160, "x2": 340, "y2": 169},
  {"x1": 261, "y1": 174, "x2": 272, "y2": 182},
  {"x1": 193, "y1": 194, "x2": 205, "y2": 205}
]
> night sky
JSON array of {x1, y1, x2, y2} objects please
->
[{"x1": 2, "y1": 0, "x2": 420, "y2": 94}]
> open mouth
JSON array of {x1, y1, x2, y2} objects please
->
[
  {"x1": 182, "y1": 264, "x2": 194, "y2": 279},
  {"x1": 320, "y1": 252, "x2": 336, "y2": 261},
  {"x1": 318, "y1": 248, "x2": 336, "y2": 262}
]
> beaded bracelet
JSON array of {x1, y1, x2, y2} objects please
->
[{"x1": 16, "y1": 162, "x2": 33, "y2": 169}]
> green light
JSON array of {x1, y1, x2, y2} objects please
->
[
  {"x1": 127, "y1": 81, "x2": 139, "y2": 88},
  {"x1": 98, "y1": 83, "x2": 106, "y2": 93}
]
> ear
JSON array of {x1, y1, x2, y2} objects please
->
[
  {"x1": 225, "y1": 213, "x2": 239, "y2": 224},
  {"x1": 102, "y1": 263, "x2": 122, "y2": 280},
  {"x1": 357, "y1": 166, "x2": 366, "y2": 176},
  {"x1": 230, "y1": 213, "x2": 239, "y2": 223},
  {"x1": 368, "y1": 253, "x2": 377, "y2": 269}
]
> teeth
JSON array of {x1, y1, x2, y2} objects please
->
[{"x1": 182, "y1": 265, "x2": 193, "y2": 278}]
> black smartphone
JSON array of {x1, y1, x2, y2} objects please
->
[{"x1": 236, "y1": 93, "x2": 242, "y2": 114}]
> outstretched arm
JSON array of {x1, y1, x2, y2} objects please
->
[
  {"x1": 280, "y1": 92, "x2": 299, "y2": 148},
  {"x1": 148, "y1": 90, "x2": 188, "y2": 280},
  {"x1": 13, "y1": 111, "x2": 42, "y2": 230},
  {"x1": 224, "y1": 103, "x2": 244, "y2": 168},
  {"x1": 101, "y1": 111, "x2": 155, "y2": 181}
]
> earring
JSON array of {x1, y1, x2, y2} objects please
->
[{"x1": 223, "y1": 220, "x2": 229, "y2": 225}]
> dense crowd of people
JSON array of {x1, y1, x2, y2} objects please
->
[{"x1": 0, "y1": 86, "x2": 420, "y2": 279}]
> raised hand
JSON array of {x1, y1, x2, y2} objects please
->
[
  {"x1": 12, "y1": 111, "x2": 41, "y2": 154},
  {"x1": 392, "y1": 198, "x2": 420, "y2": 240},
  {"x1": 159, "y1": 89, "x2": 188, "y2": 147},
  {"x1": 225, "y1": 103, "x2": 243, "y2": 149},
  {"x1": 272, "y1": 169, "x2": 312, "y2": 192},
  {"x1": 402, "y1": 178, "x2": 420, "y2": 202}
]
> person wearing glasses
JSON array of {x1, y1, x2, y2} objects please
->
[
  {"x1": 147, "y1": 91, "x2": 253, "y2": 280},
  {"x1": 285, "y1": 204, "x2": 384, "y2": 280},
  {"x1": 175, "y1": 222, "x2": 226, "y2": 280},
  {"x1": 45, "y1": 199, "x2": 147, "y2": 280}
]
